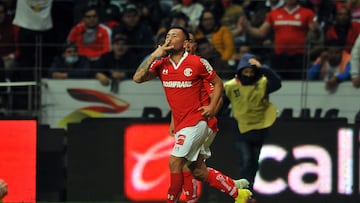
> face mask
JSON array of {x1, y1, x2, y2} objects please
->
[
  {"x1": 239, "y1": 75, "x2": 257, "y2": 85},
  {"x1": 65, "y1": 56, "x2": 79, "y2": 64}
]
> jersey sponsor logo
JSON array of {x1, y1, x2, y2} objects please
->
[
  {"x1": 176, "y1": 134, "x2": 186, "y2": 145},
  {"x1": 163, "y1": 81, "x2": 192, "y2": 88},
  {"x1": 200, "y1": 58, "x2": 214, "y2": 74},
  {"x1": 274, "y1": 20, "x2": 301, "y2": 26},
  {"x1": 184, "y1": 68, "x2": 193, "y2": 77}
]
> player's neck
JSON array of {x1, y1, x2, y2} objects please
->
[{"x1": 170, "y1": 51, "x2": 185, "y2": 63}]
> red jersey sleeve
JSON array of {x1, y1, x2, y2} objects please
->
[
  {"x1": 149, "y1": 58, "x2": 163, "y2": 76},
  {"x1": 199, "y1": 58, "x2": 216, "y2": 82}
]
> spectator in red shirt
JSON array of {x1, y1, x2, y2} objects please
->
[
  {"x1": 240, "y1": 0, "x2": 320, "y2": 80},
  {"x1": 326, "y1": 5, "x2": 360, "y2": 53},
  {"x1": 67, "y1": 5, "x2": 111, "y2": 67}
]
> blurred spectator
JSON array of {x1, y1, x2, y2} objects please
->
[
  {"x1": 127, "y1": 0, "x2": 169, "y2": 34},
  {"x1": 48, "y1": 42, "x2": 91, "y2": 79},
  {"x1": 231, "y1": 42, "x2": 252, "y2": 69},
  {"x1": 67, "y1": 5, "x2": 111, "y2": 66},
  {"x1": 0, "y1": 1, "x2": 17, "y2": 71},
  {"x1": 51, "y1": 0, "x2": 75, "y2": 45},
  {"x1": 200, "y1": 0, "x2": 225, "y2": 20},
  {"x1": 220, "y1": 0, "x2": 245, "y2": 46},
  {"x1": 265, "y1": 0, "x2": 284, "y2": 10},
  {"x1": 12, "y1": 0, "x2": 55, "y2": 111},
  {"x1": 240, "y1": 0, "x2": 320, "y2": 80},
  {"x1": 12, "y1": 0, "x2": 55, "y2": 76},
  {"x1": 346, "y1": 0, "x2": 360, "y2": 22},
  {"x1": 326, "y1": 5, "x2": 360, "y2": 53},
  {"x1": 196, "y1": 37, "x2": 234, "y2": 79},
  {"x1": 112, "y1": 3, "x2": 154, "y2": 62},
  {"x1": 308, "y1": 39, "x2": 351, "y2": 93},
  {"x1": 195, "y1": 9, "x2": 235, "y2": 62},
  {"x1": 302, "y1": 0, "x2": 336, "y2": 33},
  {"x1": 157, "y1": 11, "x2": 189, "y2": 37},
  {"x1": 94, "y1": 33, "x2": 138, "y2": 89},
  {"x1": 350, "y1": 32, "x2": 360, "y2": 88},
  {"x1": 73, "y1": 0, "x2": 121, "y2": 27},
  {"x1": 171, "y1": 0, "x2": 205, "y2": 32}
]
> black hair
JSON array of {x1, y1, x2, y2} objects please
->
[
  {"x1": 82, "y1": 5, "x2": 98, "y2": 16},
  {"x1": 166, "y1": 26, "x2": 190, "y2": 40}
]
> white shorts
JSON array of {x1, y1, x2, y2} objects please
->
[{"x1": 171, "y1": 120, "x2": 216, "y2": 162}]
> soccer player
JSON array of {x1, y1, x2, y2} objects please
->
[{"x1": 133, "y1": 26, "x2": 252, "y2": 203}]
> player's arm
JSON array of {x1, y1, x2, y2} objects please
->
[
  {"x1": 208, "y1": 74, "x2": 223, "y2": 117},
  {"x1": 209, "y1": 92, "x2": 223, "y2": 115},
  {"x1": 133, "y1": 56, "x2": 157, "y2": 83}
]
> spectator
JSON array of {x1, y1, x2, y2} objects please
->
[
  {"x1": 195, "y1": 9, "x2": 235, "y2": 62},
  {"x1": 157, "y1": 11, "x2": 190, "y2": 38},
  {"x1": 171, "y1": 0, "x2": 205, "y2": 32},
  {"x1": 221, "y1": 53, "x2": 281, "y2": 195},
  {"x1": 240, "y1": 0, "x2": 320, "y2": 80},
  {"x1": 200, "y1": 0, "x2": 225, "y2": 21},
  {"x1": 94, "y1": 33, "x2": 138, "y2": 88},
  {"x1": 0, "y1": 1, "x2": 17, "y2": 71},
  {"x1": 112, "y1": 3, "x2": 154, "y2": 62},
  {"x1": 265, "y1": 0, "x2": 284, "y2": 10},
  {"x1": 51, "y1": 0, "x2": 75, "y2": 45},
  {"x1": 326, "y1": 5, "x2": 360, "y2": 53},
  {"x1": 67, "y1": 5, "x2": 111, "y2": 67},
  {"x1": 308, "y1": 39, "x2": 351, "y2": 92},
  {"x1": 219, "y1": 0, "x2": 245, "y2": 45},
  {"x1": 350, "y1": 32, "x2": 360, "y2": 88},
  {"x1": 127, "y1": 0, "x2": 168, "y2": 34},
  {"x1": 0, "y1": 179, "x2": 8, "y2": 200},
  {"x1": 196, "y1": 37, "x2": 234, "y2": 79},
  {"x1": 302, "y1": 0, "x2": 336, "y2": 33},
  {"x1": 346, "y1": 0, "x2": 360, "y2": 22},
  {"x1": 73, "y1": 0, "x2": 121, "y2": 27},
  {"x1": 231, "y1": 42, "x2": 253, "y2": 69},
  {"x1": 12, "y1": 0, "x2": 55, "y2": 111},
  {"x1": 48, "y1": 42, "x2": 91, "y2": 79}
]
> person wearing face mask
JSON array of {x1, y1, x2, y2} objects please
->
[
  {"x1": 220, "y1": 54, "x2": 281, "y2": 197},
  {"x1": 48, "y1": 42, "x2": 91, "y2": 79}
]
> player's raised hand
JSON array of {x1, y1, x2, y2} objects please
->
[{"x1": 151, "y1": 39, "x2": 174, "y2": 58}]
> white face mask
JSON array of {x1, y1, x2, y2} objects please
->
[{"x1": 65, "y1": 56, "x2": 79, "y2": 64}]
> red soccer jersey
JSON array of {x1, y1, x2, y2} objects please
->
[
  {"x1": 150, "y1": 52, "x2": 216, "y2": 132},
  {"x1": 265, "y1": 6, "x2": 314, "y2": 55}
]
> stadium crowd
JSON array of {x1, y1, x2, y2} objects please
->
[{"x1": 0, "y1": 0, "x2": 359, "y2": 112}]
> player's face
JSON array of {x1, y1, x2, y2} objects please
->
[{"x1": 165, "y1": 28, "x2": 187, "y2": 52}]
